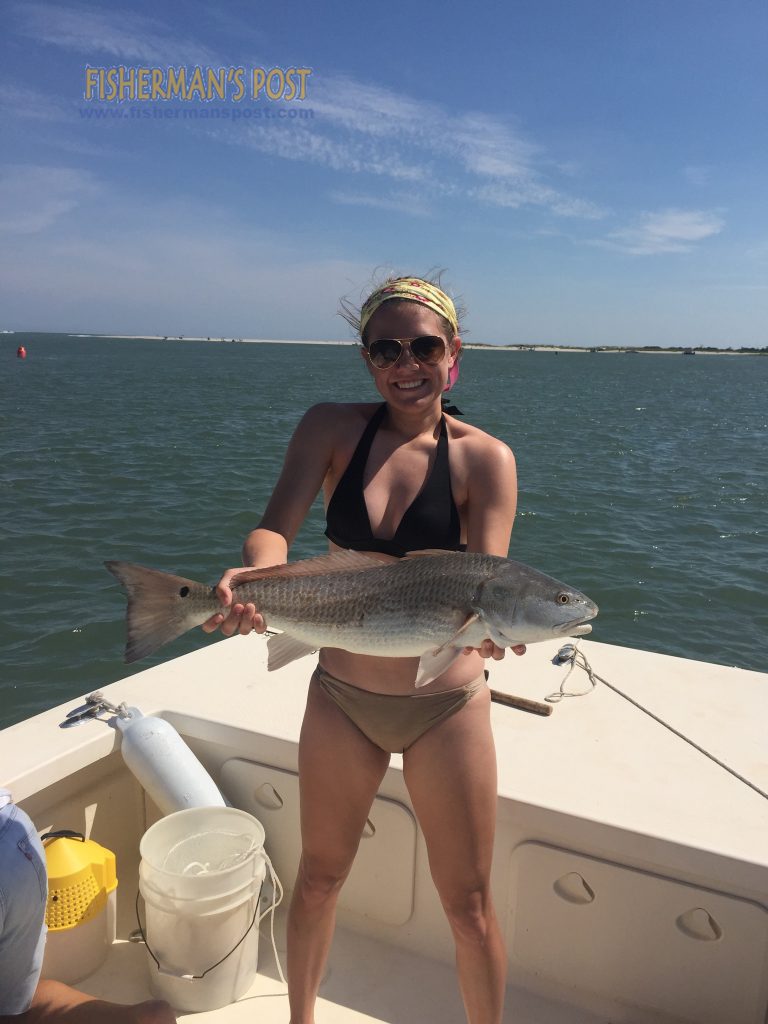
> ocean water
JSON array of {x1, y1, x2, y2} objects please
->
[{"x1": 2, "y1": 335, "x2": 766, "y2": 729}]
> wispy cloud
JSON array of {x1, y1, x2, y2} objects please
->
[
  {"x1": 0, "y1": 165, "x2": 100, "y2": 235},
  {"x1": 594, "y1": 208, "x2": 725, "y2": 255},
  {"x1": 0, "y1": 82, "x2": 121, "y2": 158},
  {"x1": 6, "y1": 5, "x2": 606, "y2": 224},
  {"x1": 230, "y1": 75, "x2": 604, "y2": 220},
  {"x1": 472, "y1": 182, "x2": 607, "y2": 219},
  {"x1": 0, "y1": 83, "x2": 70, "y2": 121},
  {"x1": 9, "y1": 2, "x2": 219, "y2": 64},
  {"x1": 329, "y1": 189, "x2": 431, "y2": 217},
  {"x1": 449, "y1": 111, "x2": 539, "y2": 181},
  {"x1": 239, "y1": 123, "x2": 428, "y2": 182}
]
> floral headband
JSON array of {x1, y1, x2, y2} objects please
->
[{"x1": 359, "y1": 278, "x2": 459, "y2": 338}]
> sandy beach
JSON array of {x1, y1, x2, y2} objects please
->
[{"x1": 62, "y1": 335, "x2": 765, "y2": 355}]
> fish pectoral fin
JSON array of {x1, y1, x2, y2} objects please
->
[
  {"x1": 414, "y1": 645, "x2": 464, "y2": 689},
  {"x1": 414, "y1": 614, "x2": 483, "y2": 688},
  {"x1": 266, "y1": 632, "x2": 318, "y2": 671},
  {"x1": 431, "y1": 613, "x2": 480, "y2": 654},
  {"x1": 231, "y1": 550, "x2": 384, "y2": 587}
]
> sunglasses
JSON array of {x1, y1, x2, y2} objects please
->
[{"x1": 364, "y1": 335, "x2": 447, "y2": 370}]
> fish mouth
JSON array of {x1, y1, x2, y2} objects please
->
[
  {"x1": 553, "y1": 610, "x2": 598, "y2": 636},
  {"x1": 567, "y1": 623, "x2": 593, "y2": 636}
]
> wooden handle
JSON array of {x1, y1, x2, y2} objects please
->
[{"x1": 490, "y1": 689, "x2": 552, "y2": 717}]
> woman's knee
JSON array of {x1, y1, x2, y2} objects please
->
[
  {"x1": 294, "y1": 853, "x2": 351, "y2": 909},
  {"x1": 441, "y1": 885, "x2": 496, "y2": 945}
]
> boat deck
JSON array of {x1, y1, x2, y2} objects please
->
[
  {"x1": 4, "y1": 634, "x2": 768, "y2": 1023},
  {"x1": 76, "y1": 906, "x2": 604, "y2": 1023}
]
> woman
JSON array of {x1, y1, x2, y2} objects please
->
[{"x1": 203, "y1": 276, "x2": 524, "y2": 1024}]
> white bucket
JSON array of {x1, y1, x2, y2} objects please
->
[{"x1": 138, "y1": 806, "x2": 269, "y2": 1012}]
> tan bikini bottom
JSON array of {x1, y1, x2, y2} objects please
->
[{"x1": 312, "y1": 665, "x2": 486, "y2": 754}]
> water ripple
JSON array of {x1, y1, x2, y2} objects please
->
[{"x1": 2, "y1": 338, "x2": 766, "y2": 727}]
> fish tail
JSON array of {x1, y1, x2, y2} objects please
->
[{"x1": 104, "y1": 561, "x2": 214, "y2": 663}]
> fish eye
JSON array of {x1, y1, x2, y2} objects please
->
[
  {"x1": 556, "y1": 592, "x2": 570, "y2": 604},
  {"x1": 179, "y1": 586, "x2": 190, "y2": 598}
]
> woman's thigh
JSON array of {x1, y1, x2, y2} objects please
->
[
  {"x1": 297, "y1": 674, "x2": 391, "y2": 878},
  {"x1": 402, "y1": 686, "x2": 497, "y2": 897}
]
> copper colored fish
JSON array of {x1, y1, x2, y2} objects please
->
[{"x1": 105, "y1": 550, "x2": 597, "y2": 687}]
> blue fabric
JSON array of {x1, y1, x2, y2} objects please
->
[{"x1": 0, "y1": 800, "x2": 47, "y2": 1014}]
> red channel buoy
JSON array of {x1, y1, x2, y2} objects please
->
[{"x1": 17, "y1": 345, "x2": 27, "y2": 359}]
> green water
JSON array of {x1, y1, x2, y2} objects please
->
[{"x1": 2, "y1": 335, "x2": 766, "y2": 729}]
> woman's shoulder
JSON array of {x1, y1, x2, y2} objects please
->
[
  {"x1": 445, "y1": 414, "x2": 515, "y2": 466},
  {"x1": 293, "y1": 402, "x2": 380, "y2": 447},
  {"x1": 299, "y1": 401, "x2": 380, "y2": 429}
]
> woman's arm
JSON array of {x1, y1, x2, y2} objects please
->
[
  {"x1": 464, "y1": 435, "x2": 518, "y2": 558},
  {"x1": 463, "y1": 435, "x2": 525, "y2": 659},
  {"x1": 203, "y1": 404, "x2": 339, "y2": 636}
]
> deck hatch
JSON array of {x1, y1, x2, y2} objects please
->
[
  {"x1": 220, "y1": 758, "x2": 416, "y2": 927},
  {"x1": 507, "y1": 841, "x2": 768, "y2": 1024}
]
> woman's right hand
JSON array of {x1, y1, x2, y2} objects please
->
[{"x1": 201, "y1": 567, "x2": 267, "y2": 637}]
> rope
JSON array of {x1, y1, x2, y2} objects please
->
[
  {"x1": 547, "y1": 643, "x2": 768, "y2": 803},
  {"x1": 259, "y1": 852, "x2": 286, "y2": 985}
]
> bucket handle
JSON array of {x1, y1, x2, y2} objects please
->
[
  {"x1": 40, "y1": 829, "x2": 85, "y2": 844},
  {"x1": 135, "y1": 888, "x2": 259, "y2": 980},
  {"x1": 135, "y1": 852, "x2": 286, "y2": 984}
]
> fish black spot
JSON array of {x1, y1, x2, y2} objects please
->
[{"x1": 179, "y1": 586, "x2": 190, "y2": 598}]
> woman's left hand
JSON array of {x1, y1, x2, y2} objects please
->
[{"x1": 464, "y1": 641, "x2": 526, "y2": 660}]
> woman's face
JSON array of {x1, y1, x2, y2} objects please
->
[{"x1": 361, "y1": 301, "x2": 460, "y2": 410}]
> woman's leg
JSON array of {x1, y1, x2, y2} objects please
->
[
  {"x1": 288, "y1": 675, "x2": 390, "y2": 1024},
  {"x1": 402, "y1": 685, "x2": 505, "y2": 1024}
]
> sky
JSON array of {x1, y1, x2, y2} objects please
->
[{"x1": 1, "y1": 0, "x2": 766, "y2": 347}]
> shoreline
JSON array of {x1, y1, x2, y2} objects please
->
[
  {"x1": 76, "y1": 336, "x2": 768, "y2": 355},
  {"x1": 3, "y1": 333, "x2": 765, "y2": 355}
]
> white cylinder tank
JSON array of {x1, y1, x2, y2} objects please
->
[{"x1": 116, "y1": 708, "x2": 225, "y2": 816}]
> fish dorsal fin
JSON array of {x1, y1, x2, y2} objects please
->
[{"x1": 230, "y1": 550, "x2": 385, "y2": 587}]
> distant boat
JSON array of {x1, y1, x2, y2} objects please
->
[{"x1": 683, "y1": 348, "x2": 697, "y2": 356}]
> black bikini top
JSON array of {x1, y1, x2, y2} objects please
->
[{"x1": 325, "y1": 404, "x2": 464, "y2": 558}]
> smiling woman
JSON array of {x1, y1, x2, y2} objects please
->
[{"x1": 201, "y1": 274, "x2": 522, "y2": 1024}]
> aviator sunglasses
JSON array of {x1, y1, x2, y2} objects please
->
[{"x1": 364, "y1": 335, "x2": 447, "y2": 370}]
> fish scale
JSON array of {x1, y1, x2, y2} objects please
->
[
  {"x1": 245, "y1": 567, "x2": 478, "y2": 653},
  {"x1": 236, "y1": 555, "x2": 495, "y2": 632}
]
